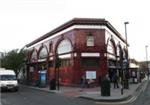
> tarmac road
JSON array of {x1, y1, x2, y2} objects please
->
[
  {"x1": 1, "y1": 81, "x2": 149, "y2": 105},
  {"x1": 125, "y1": 81, "x2": 150, "y2": 105},
  {"x1": 1, "y1": 85, "x2": 98, "y2": 105}
]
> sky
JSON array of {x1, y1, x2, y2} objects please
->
[{"x1": 0, "y1": 0, "x2": 150, "y2": 61}]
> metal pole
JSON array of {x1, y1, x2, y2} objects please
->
[
  {"x1": 121, "y1": 67, "x2": 124, "y2": 95},
  {"x1": 120, "y1": 50, "x2": 124, "y2": 95},
  {"x1": 145, "y1": 45, "x2": 149, "y2": 80},
  {"x1": 124, "y1": 22, "x2": 129, "y2": 89},
  {"x1": 124, "y1": 22, "x2": 129, "y2": 48}
]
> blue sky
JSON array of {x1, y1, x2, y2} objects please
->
[{"x1": 0, "y1": 0, "x2": 150, "y2": 61}]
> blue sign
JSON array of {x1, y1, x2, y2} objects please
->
[{"x1": 39, "y1": 70, "x2": 46, "y2": 87}]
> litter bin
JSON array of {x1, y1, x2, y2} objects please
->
[
  {"x1": 49, "y1": 78, "x2": 56, "y2": 90},
  {"x1": 101, "y1": 76, "x2": 110, "y2": 96}
]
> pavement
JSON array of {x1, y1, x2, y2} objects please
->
[{"x1": 21, "y1": 78, "x2": 148, "y2": 102}]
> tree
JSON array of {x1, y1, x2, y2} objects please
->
[{"x1": 1, "y1": 49, "x2": 26, "y2": 78}]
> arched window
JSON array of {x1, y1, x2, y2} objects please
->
[
  {"x1": 31, "y1": 49, "x2": 37, "y2": 62},
  {"x1": 39, "y1": 46, "x2": 48, "y2": 59},
  {"x1": 57, "y1": 39, "x2": 72, "y2": 54},
  {"x1": 117, "y1": 45, "x2": 122, "y2": 58},
  {"x1": 107, "y1": 40, "x2": 115, "y2": 55}
]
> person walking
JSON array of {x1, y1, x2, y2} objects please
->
[
  {"x1": 80, "y1": 75, "x2": 87, "y2": 88},
  {"x1": 112, "y1": 72, "x2": 119, "y2": 88}
]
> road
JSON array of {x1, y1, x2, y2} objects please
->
[
  {"x1": 96, "y1": 81, "x2": 150, "y2": 105},
  {"x1": 1, "y1": 82, "x2": 150, "y2": 105},
  {"x1": 1, "y1": 86, "x2": 97, "y2": 105},
  {"x1": 125, "y1": 81, "x2": 150, "y2": 105}
]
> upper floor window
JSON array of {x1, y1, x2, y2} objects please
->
[
  {"x1": 82, "y1": 58, "x2": 99, "y2": 67},
  {"x1": 57, "y1": 39, "x2": 72, "y2": 54},
  {"x1": 86, "y1": 33, "x2": 94, "y2": 46},
  {"x1": 39, "y1": 47, "x2": 48, "y2": 59},
  {"x1": 107, "y1": 41, "x2": 115, "y2": 54}
]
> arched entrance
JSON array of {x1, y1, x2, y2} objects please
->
[
  {"x1": 55, "y1": 38, "x2": 74, "y2": 85},
  {"x1": 37, "y1": 45, "x2": 48, "y2": 87},
  {"x1": 106, "y1": 38, "x2": 117, "y2": 82},
  {"x1": 28, "y1": 48, "x2": 38, "y2": 86}
]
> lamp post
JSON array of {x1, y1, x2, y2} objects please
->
[
  {"x1": 124, "y1": 22, "x2": 129, "y2": 89},
  {"x1": 124, "y1": 22, "x2": 129, "y2": 47},
  {"x1": 145, "y1": 45, "x2": 149, "y2": 80}
]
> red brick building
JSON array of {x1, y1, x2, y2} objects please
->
[{"x1": 26, "y1": 18, "x2": 128, "y2": 86}]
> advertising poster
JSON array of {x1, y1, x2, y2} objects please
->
[
  {"x1": 40, "y1": 70, "x2": 46, "y2": 87},
  {"x1": 86, "y1": 71, "x2": 96, "y2": 79}
]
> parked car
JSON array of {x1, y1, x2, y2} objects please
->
[{"x1": 0, "y1": 68, "x2": 19, "y2": 91}]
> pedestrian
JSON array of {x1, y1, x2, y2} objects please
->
[
  {"x1": 80, "y1": 75, "x2": 86, "y2": 88},
  {"x1": 112, "y1": 73, "x2": 119, "y2": 88}
]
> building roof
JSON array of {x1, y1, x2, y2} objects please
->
[{"x1": 26, "y1": 18, "x2": 127, "y2": 47}]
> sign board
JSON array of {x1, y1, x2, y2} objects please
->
[
  {"x1": 39, "y1": 70, "x2": 47, "y2": 74},
  {"x1": 86, "y1": 71, "x2": 96, "y2": 79},
  {"x1": 39, "y1": 70, "x2": 46, "y2": 87}
]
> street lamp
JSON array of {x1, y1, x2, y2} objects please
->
[
  {"x1": 124, "y1": 22, "x2": 129, "y2": 48},
  {"x1": 124, "y1": 22, "x2": 129, "y2": 89},
  {"x1": 145, "y1": 45, "x2": 149, "y2": 80}
]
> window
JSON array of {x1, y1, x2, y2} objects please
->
[
  {"x1": 39, "y1": 47, "x2": 48, "y2": 59},
  {"x1": 108, "y1": 59, "x2": 116, "y2": 67},
  {"x1": 57, "y1": 39, "x2": 72, "y2": 54},
  {"x1": 87, "y1": 35, "x2": 94, "y2": 46},
  {"x1": 82, "y1": 58, "x2": 99, "y2": 67},
  {"x1": 0, "y1": 75, "x2": 16, "y2": 80},
  {"x1": 61, "y1": 59, "x2": 71, "y2": 67},
  {"x1": 107, "y1": 41, "x2": 115, "y2": 54}
]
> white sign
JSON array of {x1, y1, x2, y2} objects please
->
[
  {"x1": 86, "y1": 71, "x2": 96, "y2": 79},
  {"x1": 39, "y1": 70, "x2": 47, "y2": 74}
]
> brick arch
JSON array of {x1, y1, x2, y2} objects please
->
[
  {"x1": 37, "y1": 44, "x2": 49, "y2": 59},
  {"x1": 49, "y1": 41, "x2": 53, "y2": 55},
  {"x1": 106, "y1": 37, "x2": 117, "y2": 56},
  {"x1": 116, "y1": 42, "x2": 123, "y2": 61},
  {"x1": 116, "y1": 42, "x2": 123, "y2": 56},
  {"x1": 54, "y1": 37, "x2": 73, "y2": 55},
  {"x1": 30, "y1": 48, "x2": 38, "y2": 62}
]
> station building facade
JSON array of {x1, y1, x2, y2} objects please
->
[{"x1": 26, "y1": 18, "x2": 128, "y2": 86}]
